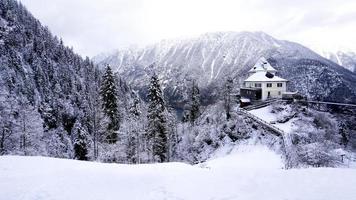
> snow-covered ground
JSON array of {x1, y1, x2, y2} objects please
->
[
  {"x1": 248, "y1": 105, "x2": 297, "y2": 133},
  {"x1": 1, "y1": 145, "x2": 356, "y2": 200}
]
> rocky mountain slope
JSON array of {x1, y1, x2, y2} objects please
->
[
  {"x1": 94, "y1": 32, "x2": 356, "y2": 107},
  {"x1": 320, "y1": 51, "x2": 356, "y2": 73}
]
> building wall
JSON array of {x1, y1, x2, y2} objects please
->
[
  {"x1": 244, "y1": 81, "x2": 287, "y2": 100},
  {"x1": 261, "y1": 82, "x2": 287, "y2": 100},
  {"x1": 244, "y1": 82, "x2": 262, "y2": 88}
]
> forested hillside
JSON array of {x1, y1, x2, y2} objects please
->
[
  {"x1": 0, "y1": 0, "x2": 102, "y2": 158},
  {"x1": 0, "y1": 0, "x2": 183, "y2": 163}
]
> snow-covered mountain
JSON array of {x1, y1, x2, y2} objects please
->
[
  {"x1": 94, "y1": 32, "x2": 356, "y2": 106},
  {"x1": 320, "y1": 51, "x2": 356, "y2": 73}
]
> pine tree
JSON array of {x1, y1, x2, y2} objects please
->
[
  {"x1": 147, "y1": 74, "x2": 168, "y2": 163},
  {"x1": 126, "y1": 92, "x2": 142, "y2": 164},
  {"x1": 339, "y1": 121, "x2": 348, "y2": 147},
  {"x1": 223, "y1": 77, "x2": 233, "y2": 120},
  {"x1": 129, "y1": 92, "x2": 141, "y2": 117},
  {"x1": 189, "y1": 80, "x2": 200, "y2": 124},
  {"x1": 72, "y1": 121, "x2": 89, "y2": 160},
  {"x1": 100, "y1": 65, "x2": 119, "y2": 143}
]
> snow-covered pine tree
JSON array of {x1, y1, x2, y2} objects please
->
[
  {"x1": 129, "y1": 92, "x2": 141, "y2": 117},
  {"x1": 125, "y1": 92, "x2": 142, "y2": 163},
  {"x1": 147, "y1": 74, "x2": 168, "y2": 163},
  {"x1": 72, "y1": 120, "x2": 89, "y2": 160},
  {"x1": 223, "y1": 77, "x2": 233, "y2": 120},
  {"x1": 100, "y1": 65, "x2": 120, "y2": 143},
  {"x1": 164, "y1": 107, "x2": 179, "y2": 162},
  {"x1": 189, "y1": 80, "x2": 200, "y2": 124},
  {"x1": 338, "y1": 121, "x2": 348, "y2": 147}
]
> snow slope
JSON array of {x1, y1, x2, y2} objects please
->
[{"x1": 1, "y1": 146, "x2": 356, "y2": 200}]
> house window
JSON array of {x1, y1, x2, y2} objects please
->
[
  {"x1": 267, "y1": 83, "x2": 272, "y2": 87},
  {"x1": 277, "y1": 83, "x2": 283, "y2": 87},
  {"x1": 255, "y1": 83, "x2": 261, "y2": 88},
  {"x1": 278, "y1": 91, "x2": 281, "y2": 95}
]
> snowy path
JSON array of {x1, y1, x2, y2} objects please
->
[{"x1": 1, "y1": 146, "x2": 356, "y2": 200}]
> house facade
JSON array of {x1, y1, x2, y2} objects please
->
[{"x1": 240, "y1": 57, "x2": 288, "y2": 101}]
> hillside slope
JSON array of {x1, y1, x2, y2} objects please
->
[
  {"x1": 321, "y1": 51, "x2": 356, "y2": 73},
  {"x1": 0, "y1": 0, "x2": 100, "y2": 158}
]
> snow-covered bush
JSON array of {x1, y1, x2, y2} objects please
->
[
  {"x1": 98, "y1": 143, "x2": 127, "y2": 163},
  {"x1": 176, "y1": 102, "x2": 282, "y2": 163},
  {"x1": 297, "y1": 142, "x2": 341, "y2": 167},
  {"x1": 45, "y1": 127, "x2": 74, "y2": 158},
  {"x1": 271, "y1": 103, "x2": 297, "y2": 123},
  {"x1": 289, "y1": 107, "x2": 344, "y2": 167}
]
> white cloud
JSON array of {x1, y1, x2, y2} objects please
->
[{"x1": 20, "y1": 0, "x2": 356, "y2": 57}]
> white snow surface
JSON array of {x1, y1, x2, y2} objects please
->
[
  {"x1": 2, "y1": 146, "x2": 356, "y2": 200},
  {"x1": 244, "y1": 71, "x2": 287, "y2": 82},
  {"x1": 248, "y1": 105, "x2": 296, "y2": 133}
]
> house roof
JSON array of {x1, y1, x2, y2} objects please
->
[
  {"x1": 244, "y1": 71, "x2": 288, "y2": 82},
  {"x1": 248, "y1": 64, "x2": 265, "y2": 73},
  {"x1": 248, "y1": 57, "x2": 277, "y2": 73}
]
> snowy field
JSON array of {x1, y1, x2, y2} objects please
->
[{"x1": 1, "y1": 145, "x2": 356, "y2": 200}]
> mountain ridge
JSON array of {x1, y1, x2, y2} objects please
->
[
  {"x1": 94, "y1": 31, "x2": 356, "y2": 106},
  {"x1": 319, "y1": 50, "x2": 356, "y2": 73}
]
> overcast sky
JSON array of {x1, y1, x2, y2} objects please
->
[{"x1": 20, "y1": 0, "x2": 356, "y2": 57}]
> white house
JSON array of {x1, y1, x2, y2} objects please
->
[{"x1": 240, "y1": 57, "x2": 288, "y2": 101}]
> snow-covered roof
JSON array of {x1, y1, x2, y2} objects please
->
[
  {"x1": 282, "y1": 92, "x2": 297, "y2": 95},
  {"x1": 240, "y1": 98, "x2": 251, "y2": 103},
  {"x1": 244, "y1": 71, "x2": 287, "y2": 82},
  {"x1": 248, "y1": 64, "x2": 265, "y2": 72},
  {"x1": 248, "y1": 57, "x2": 277, "y2": 73}
]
